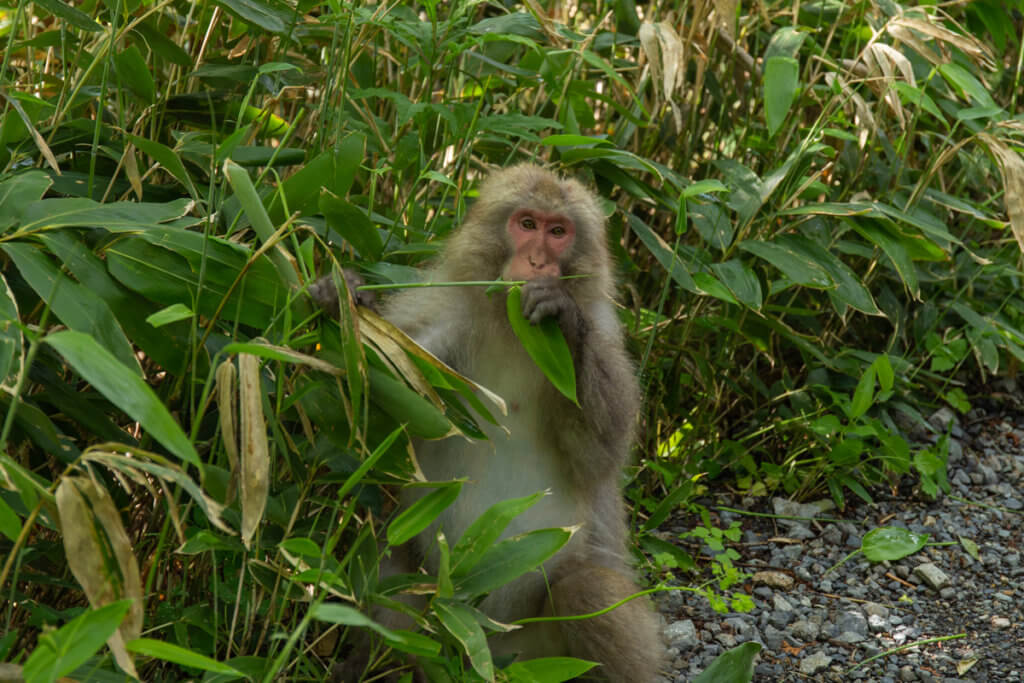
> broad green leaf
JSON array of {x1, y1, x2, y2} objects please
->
[
  {"x1": 31, "y1": 0, "x2": 103, "y2": 32},
  {"x1": 690, "y1": 201, "x2": 734, "y2": 250},
  {"x1": 0, "y1": 273, "x2": 21, "y2": 386},
  {"x1": 693, "y1": 641, "x2": 761, "y2": 683},
  {"x1": 709, "y1": 260, "x2": 762, "y2": 310},
  {"x1": 850, "y1": 219, "x2": 919, "y2": 298},
  {"x1": 737, "y1": 239, "x2": 832, "y2": 287},
  {"x1": 874, "y1": 355, "x2": 894, "y2": 391},
  {"x1": 39, "y1": 231, "x2": 191, "y2": 374},
  {"x1": 266, "y1": 149, "x2": 336, "y2": 224},
  {"x1": 454, "y1": 527, "x2": 573, "y2": 599},
  {"x1": 126, "y1": 638, "x2": 244, "y2": 675},
  {"x1": 764, "y1": 56, "x2": 800, "y2": 137},
  {"x1": 450, "y1": 491, "x2": 548, "y2": 574},
  {"x1": 23, "y1": 601, "x2": 132, "y2": 683},
  {"x1": 312, "y1": 603, "x2": 401, "y2": 639},
  {"x1": 627, "y1": 214, "x2": 696, "y2": 291},
  {"x1": 693, "y1": 272, "x2": 737, "y2": 305},
  {"x1": 0, "y1": 495, "x2": 22, "y2": 542},
  {"x1": 146, "y1": 304, "x2": 193, "y2": 327},
  {"x1": 683, "y1": 178, "x2": 729, "y2": 198},
  {"x1": 772, "y1": 234, "x2": 879, "y2": 315},
  {"x1": 45, "y1": 331, "x2": 200, "y2": 467},
  {"x1": 504, "y1": 657, "x2": 598, "y2": 682},
  {"x1": 320, "y1": 195, "x2": 384, "y2": 262},
  {"x1": 861, "y1": 526, "x2": 928, "y2": 562},
  {"x1": 387, "y1": 482, "x2": 462, "y2": 547},
  {"x1": 958, "y1": 535, "x2": 980, "y2": 561},
  {"x1": 849, "y1": 363, "x2": 876, "y2": 419},
  {"x1": 3, "y1": 242, "x2": 141, "y2": 375},
  {"x1": 381, "y1": 629, "x2": 443, "y2": 658},
  {"x1": 506, "y1": 286, "x2": 578, "y2": 405},
  {"x1": 15, "y1": 197, "x2": 193, "y2": 237},
  {"x1": 223, "y1": 159, "x2": 298, "y2": 288},
  {"x1": 126, "y1": 135, "x2": 198, "y2": 199},
  {"x1": 113, "y1": 45, "x2": 156, "y2": 104},
  {"x1": 434, "y1": 600, "x2": 494, "y2": 681},
  {"x1": 370, "y1": 367, "x2": 452, "y2": 439},
  {"x1": 938, "y1": 62, "x2": 997, "y2": 108},
  {"x1": 212, "y1": 0, "x2": 292, "y2": 33},
  {"x1": 0, "y1": 171, "x2": 52, "y2": 230},
  {"x1": 541, "y1": 134, "x2": 614, "y2": 147}
]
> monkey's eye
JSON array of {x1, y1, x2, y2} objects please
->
[
  {"x1": 520, "y1": 217, "x2": 537, "y2": 230},
  {"x1": 550, "y1": 225, "x2": 566, "y2": 237}
]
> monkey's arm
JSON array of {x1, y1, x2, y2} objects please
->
[
  {"x1": 520, "y1": 278, "x2": 639, "y2": 470},
  {"x1": 308, "y1": 271, "x2": 378, "y2": 316}
]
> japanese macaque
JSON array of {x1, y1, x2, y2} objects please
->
[{"x1": 313, "y1": 164, "x2": 663, "y2": 681}]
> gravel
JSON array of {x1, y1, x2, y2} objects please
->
[{"x1": 653, "y1": 401, "x2": 1024, "y2": 682}]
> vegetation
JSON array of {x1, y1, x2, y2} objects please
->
[{"x1": 0, "y1": 0, "x2": 1022, "y2": 681}]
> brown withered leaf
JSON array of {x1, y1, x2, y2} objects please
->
[
  {"x1": 239, "y1": 353, "x2": 269, "y2": 550},
  {"x1": 56, "y1": 476, "x2": 141, "y2": 678}
]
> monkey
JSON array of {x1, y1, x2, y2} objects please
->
[{"x1": 313, "y1": 164, "x2": 663, "y2": 682}]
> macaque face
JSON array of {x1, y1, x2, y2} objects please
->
[{"x1": 502, "y1": 208, "x2": 576, "y2": 281}]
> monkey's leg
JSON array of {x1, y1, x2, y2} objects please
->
[{"x1": 548, "y1": 565, "x2": 663, "y2": 683}]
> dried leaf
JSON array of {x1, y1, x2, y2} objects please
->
[
  {"x1": 979, "y1": 134, "x2": 1024, "y2": 255},
  {"x1": 56, "y1": 476, "x2": 142, "y2": 677},
  {"x1": 239, "y1": 353, "x2": 269, "y2": 550},
  {"x1": 216, "y1": 360, "x2": 239, "y2": 505}
]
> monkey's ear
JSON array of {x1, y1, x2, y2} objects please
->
[{"x1": 505, "y1": 286, "x2": 579, "y2": 405}]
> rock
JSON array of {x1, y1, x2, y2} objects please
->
[
  {"x1": 991, "y1": 616, "x2": 1011, "y2": 629},
  {"x1": 663, "y1": 619, "x2": 699, "y2": 650},
  {"x1": 799, "y1": 651, "x2": 832, "y2": 675},
  {"x1": 914, "y1": 562, "x2": 951, "y2": 590},
  {"x1": 791, "y1": 619, "x2": 820, "y2": 641},
  {"x1": 772, "y1": 497, "x2": 834, "y2": 519},
  {"x1": 752, "y1": 570, "x2": 795, "y2": 590},
  {"x1": 836, "y1": 610, "x2": 869, "y2": 636},
  {"x1": 929, "y1": 406, "x2": 958, "y2": 431}
]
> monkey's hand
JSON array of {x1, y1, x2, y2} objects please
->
[
  {"x1": 309, "y1": 270, "x2": 377, "y2": 318},
  {"x1": 520, "y1": 277, "x2": 586, "y2": 349}
]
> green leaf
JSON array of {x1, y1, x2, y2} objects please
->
[
  {"x1": 849, "y1": 363, "x2": 876, "y2": 419},
  {"x1": 3, "y1": 242, "x2": 141, "y2": 375},
  {"x1": 861, "y1": 527, "x2": 928, "y2": 562},
  {"x1": 212, "y1": 0, "x2": 293, "y2": 33},
  {"x1": 938, "y1": 62, "x2": 997, "y2": 108},
  {"x1": 319, "y1": 195, "x2": 384, "y2": 262},
  {"x1": 454, "y1": 527, "x2": 572, "y2": 599},
  {"x1": 506, "y1": 286, "x2": 578, "y2": 405},
  {"x1": 0, "y1": 495, "x2": 22, "y2": 543},
  {"x1": 764, "y1": 56, "x2": 800, "y2": 137},
  {"x1": 0, "y1": 273, "x2": 22, "y2": 385},
  {"x1": 683, "y1": 179, "x2": 729, "y2": 198},
  {"x1": 503, "y1": 657, "x2": 598, "y2": 682},
  {"x1": 145, "y1": 304, "x2": 194, "y2": 328},
  {"x1": 15, "y1": 197, "x2": 194, "y2": 236},
  {"x1": 450, "y1": 491, "x2": 547, "y2": 574},
  {"x1": 738, "y1": 239, "x2": 832, "y2": 287},
  {"x1": 45, "y1": 330, "x2": 200, "y2": 467},
  {"x1": 369, "y1": 367, "x2": 452, "y2": 439},
  {"x1": 433, "y1": 599, "x2": 494, "y2": 680},
  {"x1": 23, "y1": 601, "x2": 132, "y2": 683},
  {"x1": 693, "y1": 641, "x2": 761, "y2": 683},
  {"x1": 223, "y1": 159, "x2": 298, "y2": 288},
  {"x1": 849, "y1": 219, "x2": 919, "y2": 298},
  {"x1": 0, "y1": 171, "x2": 52, "y2": 229},
  {"x1": 772, "y1": 234, "x2": 879, "y2": 315},
  {"x1": 126, "y1": 135, "x2": 199, "y2": 199},
  {"x1": 387, "y1": 483, "x2": 462, "y2": 547},
  {"x1": 709, "y1": 260, "x2": 762, "y2": 310},
  {"x1": 113, "y1": 45, "x2": 156, "y2": 104},
  {"x1": 541, "y1": 134, "x2": 614, "y2": 147},
  {"x1": 958, "y1": 535, "x2": 980, "y2": 561},
  {"x1": 31, "y1": 0, "x2": 103, "y2": 32},
  {"x1": 126, "y1": 638, "x2": 244, "y2": 675},
  {"x1": 626, "y1": 214, "x2": 696, "y2": 291}
]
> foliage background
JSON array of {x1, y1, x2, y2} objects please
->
[{"x1": 0, "y1": 0, "x2": 1022, "y2": 680}]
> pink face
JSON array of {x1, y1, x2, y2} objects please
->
[{"x1": 502, "y1": 208, "x2": 576, "y2": 281}]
